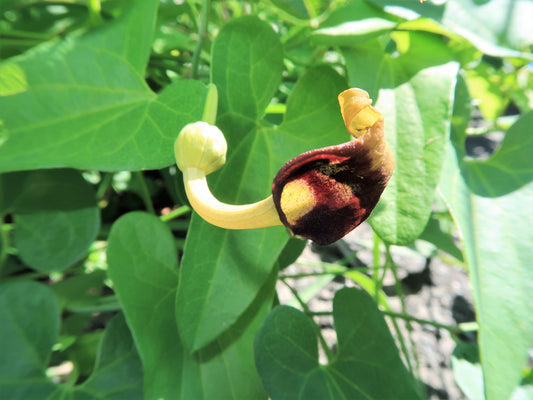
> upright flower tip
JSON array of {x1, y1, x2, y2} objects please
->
[{"x1": 272, "y1": 88, "x2": 395, "y2": 245}]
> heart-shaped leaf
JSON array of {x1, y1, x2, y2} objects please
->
[
  {"x1": 108, "y1": 212, "x2": 271, "y2": 399},
  {"x1": 255, "y1": 287, "x2": 422, "y2": 400},
  {"x1": 0, "y1": 0, "x2": 207, "y2": 172}
]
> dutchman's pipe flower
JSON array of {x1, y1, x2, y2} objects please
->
[{"x1": 175, "y1": 88, "x2": 395, "y2": 245}]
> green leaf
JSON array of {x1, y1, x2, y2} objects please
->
[
  {"x1": 312, "y1": 0, "x2": 400, "y2": 45},
  {"x1": 0, "y1": 281, "x2": 59, "y2": 399},
  {"x1": 271, "y1": 0, "x2": 329, "y2": 20},
  {"x1": 211, "y1": 16, "x2": 284, "y2": 146},
  {"x1": 176, "y1": 16, "x2": 286, "y2": 352},
  {"x1": 255, "y1": 287, "x2": 422, "y2": 400},
  {"x1": 0, "y1": 0, "x2": 208, "y2": 172},
  {"x1": 418, "y1": 214, "x2": 463, "y2": 262},
  {"x1": 51, "y1": 270, "x2": 107, "y2": 310},
  {"x1": 340, "y1": 32, "x2": 458, "y2": 245},
  {"x1": 47, "y1": 313, "x2": 144, "y2": 400},
  {"x1": 0, "y1": 169, "x2": 96, "y2": 214},
  {"x1": 439, "y1": 112, "x2": 533, "y2": 400},
  {"x1": 107, "y1": 212, "x2": 270, "y2": 400},
  {"x1": 367, "y1": 0, "x2": 533, "y2": 57},
  {"x1": 63, "y1": 314, "x2": 143, "y2": 400},
  {"x1": 177, "y1": 63, "x2": 349, "y2": 352},
  {"x1": 0, "y1": 282, "x2": 143, "y2": 400},
  {"x1": 1, "y1": 169, "x2": 100, "y2": 272},
  {"x1": 451, "y1": 342, "x2": 484, "y2": 400},
  {"x1": 14, "y1": 207, "x2": 99, "y2": 272}
]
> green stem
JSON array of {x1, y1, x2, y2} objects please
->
[
  {"x1": 160, "y1": 205, "x2": 191, "y2": 222},
  {"x1": 0, "y1": 38, "x2": 43, "y2": 47},
  {"x1": 372, "y1": 231, "x2": 382, "y2": 303},
  {"x1": 0, "y1": 28, "x2": 53, "y2": 40},
  {"x1": 190, "y1": 0, "x2": 210, "y2": 79},
  {"x1": 280, "y1": 278, "x2": 335, "y2": 363},
  {"x1": 134, "y1": 172, "x2": 156, "y2": 215},
  {"x1": 87, "y1": 0, "x2": 103, "y2": 25},
  {"x1": 96, "y1": 172, "x2": 113, "y2": 200},
  {"x1": 386, "y1": 246, "x2": 420, "y2": 384},
  {"x1": 303, "y1": 310, "x2": 477, "y2": 334},
  {"x1": 0, "y1": 217, "x2": 10, "y2": 275}
]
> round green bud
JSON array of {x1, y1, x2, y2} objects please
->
[{"x1": 175, "y1": 121, "x2": 227, "y2": 175}]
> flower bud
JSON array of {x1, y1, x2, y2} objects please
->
[{"x1": 175, "y1": 121, "x2": 227, "y2": 175}]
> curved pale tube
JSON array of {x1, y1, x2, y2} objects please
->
[{"x1": 182, "y1": 167, "x2": 282, "y2": 229}]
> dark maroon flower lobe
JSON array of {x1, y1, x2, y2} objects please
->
[{"x1": 272, "y1": 88, "x2": 395, "y2": 245}]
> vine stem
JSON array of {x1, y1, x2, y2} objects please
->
[
  {"x1": 305, "y1": 310, "x2": 477, "y2": 335},
  {"x1": 0, "y1": 217, "x2": 10, "y2": 274},
  {"x1": 280, "y1": 278, "x2": 335, "y2": 363},
  {"x1": 134, "y1": 172, "x2": 156, "y2": 215},
  {"x1": 88, "y1": 0, "x2": 103, "y2": 25},
  {"x1": 190, "y1": 0, "x2": 211, "y2": 79},
  {"x1": 160, "y1": 205, "x2": 191, "y2": 222}
]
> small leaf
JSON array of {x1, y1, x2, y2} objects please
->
[
  {"x1": 0, "y1": 281, "x2": 59, "y2": 399},
  {"x1": 312, "y1": 1, "x2": 400, "y2": 45},
  {"x1": 70, "y1": 314, "x2": 143, "y2": 399},
  {"x1": 451, "y1": 342, "x2": 484, "y2": 400},
  {"x1": 255, "y1": 287, "x2": 422, "y2": 400},
  {"x1": 47, "y1": 313, "x2": 144, "y2": 400},
  {"x1": 15, "y1": 207, "x2": 99, "y2": 272},
  {"x1": 2, "y1": 169, "x2": 100, "y2": 272}
]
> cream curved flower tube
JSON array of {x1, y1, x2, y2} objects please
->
[
  {"x1": 175, "y1": 121, "x2": 283, "y2": 229},
  {"x1": 174, "y1": 88, "x2": 395, "y2": 245}
]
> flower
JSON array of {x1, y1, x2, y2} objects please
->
[{"x1": 174, "y1": 88, "x2": 394, "y2": 245}]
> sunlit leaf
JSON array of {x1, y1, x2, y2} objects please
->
[{"x1": 255, "y1": 287, "x2": 422, "y2": 400}]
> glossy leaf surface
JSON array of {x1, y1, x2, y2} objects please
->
[{"x1": 255, "y1": 287, "x2": 422, "y2": 400}]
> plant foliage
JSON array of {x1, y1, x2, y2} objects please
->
[{"x1": 0, "y1": 0, "x2": 531, "y2": 399}]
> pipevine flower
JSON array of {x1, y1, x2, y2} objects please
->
[{"x1": 175, "y1": 88, "x2": 394, "y2": 245}]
